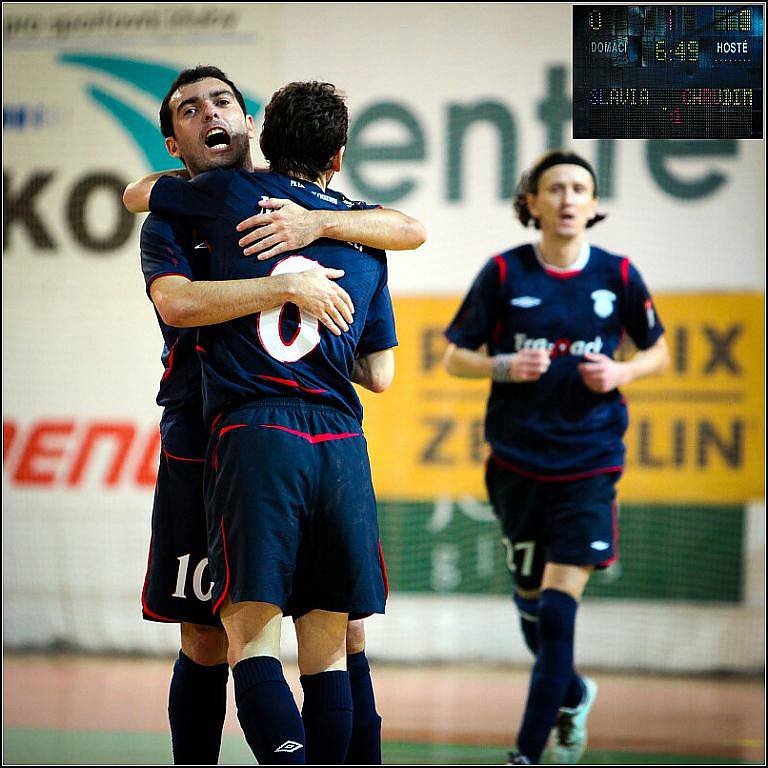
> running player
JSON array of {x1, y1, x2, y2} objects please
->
[
  {"x1": 443, "y1": 150, "x2": 669, "y2": 765},
  {"x1": 132, "y1": 67, "x2": 424, "y2": 764}
]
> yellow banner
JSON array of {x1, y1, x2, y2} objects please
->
[{"x1": 359, "y1": 293, "x2": 765, "y2": 503}]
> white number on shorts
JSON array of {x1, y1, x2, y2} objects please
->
[
  {"x1": 172, "y1": 553, "x2": 214, "y2": 602},
  {"x1": 501, "y1": 538, "x2": 536, "y2": 577},
  {"x1": 257, "y1": 255, "x2": 321, "y2": 362}
]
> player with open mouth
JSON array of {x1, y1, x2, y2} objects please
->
[{"x1": 443, "y1": 149, "x2": 669, "y2": 766}]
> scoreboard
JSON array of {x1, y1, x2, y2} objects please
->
[{"x1": 573, "y1": 5, "x2": 763, "y2": 138}]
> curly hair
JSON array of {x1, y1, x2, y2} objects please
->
[
  {"x1": 513, "y1": 150, "x2": 607, "y2": 229},
  {"x1": 159, "y1": 65, "x2": 247, "y2": 139},
  {"x1": 260, "y1": 81, "x2": 348, "y2": 180}
]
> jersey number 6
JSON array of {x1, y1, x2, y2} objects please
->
[{"x1": 257, "y1": 255, "x2": 322, "y2": 362}]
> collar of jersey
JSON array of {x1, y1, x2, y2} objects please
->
[
  {"x1": 533, "y1": 241, "x2": 590, "y2": 275},
  {"x1": 283, "y1": 173, "x2": 331, "y2": 195}
]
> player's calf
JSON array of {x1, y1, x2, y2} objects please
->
[
  {"x1": 168, "y1": 645, "x2": 229, "y2": 765},
  {"x1": 296, "y1": 610, "x2": 354, "y2": 765},
  {"x1": 222, "y1": 600, "x2": 306, "y2": 764},
  {"x1": 346, "y1": 648, "x2": 382, "y2": 765},
  {"x1": 516, "y1": 589, "x2": 579, "y2": 763}
]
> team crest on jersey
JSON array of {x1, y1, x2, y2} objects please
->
[
  {"x1": 591, "y1": 289, "x2": 616, "y2": 318},
  {"x1": 510, "y1": 296, "x2": 542, "y2": 308}
]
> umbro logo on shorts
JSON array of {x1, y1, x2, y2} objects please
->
[
  {"x1": 194, "y1": 241, "x2": 208, "y2": 250},
  {"x1": 590, "y1": 540, "x2": 610, "y2": 551},
  {"x1": 275, "y1": 740, "x2": 303, "y2": 753},
  {"x1": 510, "y1": 296, "x2": 541, "y2": 308}
]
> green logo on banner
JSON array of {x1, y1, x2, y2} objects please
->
[{"x1": 59, "y1": 54, "x2": 261, "y2": 171}]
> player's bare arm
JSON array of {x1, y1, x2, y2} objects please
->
[
  {"x1": 351, "y1": 348, "x2": 395, "y2": 393},
  {"x1": 236, "y1": 198, "x2": 427, "y2": 259},
  {"x1": 577, "y1": 334, "x2": 669, "y2": 393},
  {"x1": 124, "y1": 174, "x2": 426, "y2": 258},
  {"x1": 443, "y1": 343, "x2": 551, "y2": 383},
  {"x1": 150, "y1": 268, "x2": 354, "y2": 336}
]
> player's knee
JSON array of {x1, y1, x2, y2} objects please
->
[
  {"x1": 515, "y1": 586, "x2": 540, "y2": 601},
  {"x1": 346, "y1": 619, "x2": 366, "y2": 655},
  {"x1": 298, "y1": 648, "x2": 347, "y2": 676},
  {"x1": 296, "y1": 610, "x2": 348, "y2": 675},
  {"x1": 180, "y1": 623, "x2": 228, "y2": 666}
]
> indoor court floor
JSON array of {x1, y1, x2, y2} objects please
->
[{"x1": 3, "y1": 653, "x2": 764, "y2": 765}]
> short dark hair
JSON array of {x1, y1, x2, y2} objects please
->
[
  {"x1": 159, "y1": 65, "x2": 247, "y2": 139},
  {"x1": 513, "y1": 150, "x2": 607, "y2": 229},
  {"x1": 260, "y1": 81, "x2": 348, "y2": 179}
]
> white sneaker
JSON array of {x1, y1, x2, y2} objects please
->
[{"x1": 544, "y1": 676, "x2": 598, "y2": 764}]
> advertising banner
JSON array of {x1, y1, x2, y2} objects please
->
[
  {"x1": 2, "y1": 4, "x2": 764, "y2": 662},
  {"x1": 359, "y1": 293, "x2": 765, "y2": 503}
]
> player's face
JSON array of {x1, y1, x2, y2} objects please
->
[
  {"x1": 527, "y1": 165, "x2": 598, "y2": 238},
  {"x1": 166, "y1": 77, "x2": 255, "y2": 176}
]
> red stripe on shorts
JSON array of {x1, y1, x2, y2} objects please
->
[
  {"x1": 379, "y1": 539, "x2": 389, "y2": 600},
  {"x1": 162, "y1": 449, "x2": 205, "y2": 463},
  {"x1": 212, "y1": 518, "x2": 231, "y2": 615},
  {"x1": 258, "y1": 424, "x2": 360, "y2": 444},
  {"x1": 219, "y1": 424, "x2": 248, "y2": 437},
  {"x1": 599, "y1": 499, "x2": 620, "y2": 568},
  {"x1": 491, "y1": 453, "x2": 623, "y2": 482},
  {"x1": 141, "y1": 539, "x2": 176, "y2": 623}
]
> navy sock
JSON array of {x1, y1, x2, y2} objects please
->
[
  {"x1": 233, "y1": 656, "x2": 306, "y2": 763},
  {"x1": 346, "y1": 651, "x2": 382, "y2": 764},
  {"x1": 300, "y1": 670, "x2": 353, "y2": 765},
  {"x1": 516, "y1": 589, "x2": 578, "y2": 762},
  {"x1": 168, "y1": 650, "x2": 228, "y2": 765},
  {"x1": 514, "y1": 592, "x2": 584, "y2": 711},
  {"x1": 562, "y1": 673, "x2": 586, "y2": 709}
]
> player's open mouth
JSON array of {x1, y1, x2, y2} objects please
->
[{"x1": 204, "y1": 127, "x2": 231, "y2": 150}]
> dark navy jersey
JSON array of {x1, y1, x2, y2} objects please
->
[
  {"x1": 140, "y1": 213, "x2": 211, "y2": 417},
  {"x1": 445, "y1": 243, "x2": 665, "y2": 477},
  {"x1": 149, "y1": 169, "x2": 397, "y2": 425}
]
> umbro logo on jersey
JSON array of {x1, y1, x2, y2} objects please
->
[
  {"x1": 194, "y1": 242, "x2": 208, "y2": 250},
  {"x1": 275, "y1": 741, "x2": 303, "y2": 754},
  {"x1": 510, "y1": 296, "x2": 542, "y2": 308},
  {"x1": 590, "y1": 540, "x2": 610, "y2": 551}
]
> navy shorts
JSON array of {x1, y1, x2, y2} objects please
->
[
  {"x1": 205, "y1": 399, "x2": 387, "y2": 619},
  {"x1": 142, "y1": 411, "x2": 221, "y2": 627},
  {"x1": 485, "y1": 456, "x2": 619, "y2": 592}
]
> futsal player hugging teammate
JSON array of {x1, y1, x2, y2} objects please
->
[{"x1": 126, "y1": 67, "x2": 424, "y2": 765}]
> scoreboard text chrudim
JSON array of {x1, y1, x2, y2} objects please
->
[{"x1": 573, "y1": 6, "x2": 763, "y2": 138}]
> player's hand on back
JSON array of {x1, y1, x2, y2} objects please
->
[
  {"x1": 237, "y1": 198, "x2": 320, "y2": 260},
  {"x1": 577, "y1": 352, "x2": 627, "y2": 392},
  {"x1": 287, "y1": 268, "x2": 355, "y2": 337}
]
